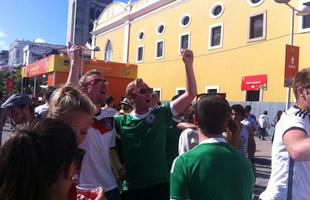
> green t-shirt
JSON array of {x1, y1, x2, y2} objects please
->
[
  {"x1": 114, "y1": 103, "x2": 174, "y2": 191},
  {"x1": 170, "y1": 138, "x2": 255, "y2": 200},
  {"x1": 166, "y1": 119, "x2": 182, "y2": 170}
]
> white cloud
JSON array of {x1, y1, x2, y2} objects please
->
[
  {"x1": 34, "y1": 38, "x2": 46, "y2": 43},
  {"x1": 0, "y1": 30, "x2": 7, "y2": 38},
  {"x1": 0, "y1": 40, "x2": 8, "y2": 50}
]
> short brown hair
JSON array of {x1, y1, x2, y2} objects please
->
[
  {"x1": 293, "y1": 67, "x2": 310, "y2": 98},
  {"x1": 126, "y1": 78, "x2": 144, "y2": 97},
  {"x1": 79, "y1": 69, "x2": 102, "y2": 87}
]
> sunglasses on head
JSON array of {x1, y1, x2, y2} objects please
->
[
  {"x1": 84, "y1": 78, "x2": 108, "y2": 86},
  {"x1": 137, "y1": 88, "x2": 153, "y2": 95}
]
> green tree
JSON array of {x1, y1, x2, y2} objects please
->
[{"x1": 0, "y1": 66, "x2": 22, "y2": 97}]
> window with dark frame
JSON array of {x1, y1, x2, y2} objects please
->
[
  {"x1": 207, "y1": 89, "x2": 218, "y2": 94},
  {"x1": 181, "y1": 16, "x2": 190, "y2": 27},
  {"x1": 213, "y1": 5, "x2": 223, "y2": 16},
  {"x1": 180, "y1": 34, "x2": 189, "y2": 49},
  {"x1": 246, "y1": 90, "x2": 260, "y2": 101},
  {"x1": 249, "y1": 14, "x2": 264, "y2": 39},
  {"x1": 156, "y1": 41, "x2": 164, "y2": 58},
  {"x1": 104, "y1": 40, "x2": 112, "y2": 61},
  {"x1": 137, "y1": 46, "x2": 144, "y2": 62},
  {"x1": 157, "y1": 24, "x2": 165, "y2": 34},
  {"x1": 302, "y1": 2, "x2": 310, "y2": 29},
  {"x1": 154, "y1": 90, "x2": 161, "y2": 100},
  {"x1": 177, "y1": 89, "x2": 185, "y2": 95},
  {"x1": 211, "y1": 26, "x2": 222, "y2": 47},
  {"x1": 138, "y1": 32, "x2": 144, "y2": 40},
  {"x1": 250, "y1": 0, "x2": 262, "y2": 4}
]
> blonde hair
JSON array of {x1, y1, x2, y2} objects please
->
[
  {"x1": 79, "y1": 69, "x2": 102, "y2": 87},
  {"x1": 126, "y1": 78, "x2": 144, "y2": 97},
  {"x1": 47, "y1": 85, "x2": 97, "y2": 120}
]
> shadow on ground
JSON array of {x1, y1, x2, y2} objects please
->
[{"x1": 253, "y1": 156, "x2": 271, "y2": 200}]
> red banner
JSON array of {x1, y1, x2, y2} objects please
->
[
  {"x1": 284, "y1": 45, "x2": 299, "y2": 87},
  {"x1": 241, "y1": 74, "x2": 267, "y2": 91},
  {"x1": 5, "y1": 78, "x2": 15, "y2": 91}
]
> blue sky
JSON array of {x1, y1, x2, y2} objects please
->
[{"x1": 0, "y1": 0, "x2": 128, "y2": 50}]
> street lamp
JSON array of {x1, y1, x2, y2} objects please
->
[{"x1": 274, "y1": 0, "x2": 310, "y2": 110}]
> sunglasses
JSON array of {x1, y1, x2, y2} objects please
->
[
  {"x1": 195, "y1": 93, "x2": 227, "y2": 114},
  {"x1": 137, "y1": 88, "x2": 154, "y2": 95},
  {"x1": 84, "y1": 78, "x2": 108, "y2": 86}
]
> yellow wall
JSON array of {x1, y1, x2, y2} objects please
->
[
  {"x1": 95, "y1": 0, "x2": 310, "y2": 102},
  {"x1": 95, "y1": 27, "x2": 125, "y2": 63}
]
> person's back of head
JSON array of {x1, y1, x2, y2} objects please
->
[
  {"x1": 263, "y1": 110, "x2": 268, "y2": 115},
  {"x1": 196, "y1": 95, "x2": 230, "y2": 135},
  {"x1": 231, "y1": 104, "x2": 246, "y2": 121},
  {"x1": 43, "y1": 86, "x2": 57, "y2": 103},
  {"x1": 105, "y1": 96, "x2": 114, "y2": 107},
  {"x1": 47, "y1": 85, "x2": 96, "y2": 120},
  {"x1": 0, "y1": 118, "x2": 78, "y2": 200},
  {"x1": 244, "y1": 105, "x2": 251, "y2": 113}
]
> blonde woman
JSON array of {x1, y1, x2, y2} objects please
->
[{"x1": 47, "y1": 85, "x2": 97, "y2": 145}]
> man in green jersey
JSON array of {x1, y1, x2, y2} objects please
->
[
  {"x1": 170, "y1": 95, "x2": 255, "y2": 200},
  {"x1": 114, "y1": 49, "x2": 197, "y2": 200}
]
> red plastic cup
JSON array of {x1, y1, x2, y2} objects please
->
[{"x1": 76, "y1": 184, "x2": 101, "y2": 200}]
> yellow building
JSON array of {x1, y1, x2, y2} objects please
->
[{"x1": 92, "y1": 0, "x2": 310, "y2": 103}]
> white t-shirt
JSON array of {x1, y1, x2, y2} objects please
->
[
  {"x1": 260, "y1": 106, "x2": 310, "y2": 200},
  {"x1": 34, "y1": 103, "x2": 49, "y2": 115},
  {"x1": 258, "y1": 114, "x2": 270, "y2": 129},
  {"x1": 242, "y1": 116, "x2": 257, "y2": 131},
  {"x1": 178, "y1": 128, "x2": 199, "y2": 155},
  {"x1": 79, "y1": 108, "x2": 118, "y2": 192}
]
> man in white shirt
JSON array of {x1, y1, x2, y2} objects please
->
[
  {"x1": 34, "y1": 86, "x2": 56, "y2": 117},
  {"x1": 260, "y1": 67, "x2": 310, "y2": 200},
  {"x1": 257, "y1": 111, "x2": 270, "y2": 140},
  {"x1": 67, "y1": 44, "x2": 123, "y2": 200}
]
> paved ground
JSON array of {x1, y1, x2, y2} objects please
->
[{"x1": 253, "y1": 136, "x2": 272, "y2": 200}]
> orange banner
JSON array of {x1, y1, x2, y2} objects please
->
[{"x1": 22, "y1": 55, "x2": 137, "y2": 80}]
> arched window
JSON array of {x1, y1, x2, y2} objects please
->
[{"x1": 104, "y1": 40, "x2": 112, "y2": 61}]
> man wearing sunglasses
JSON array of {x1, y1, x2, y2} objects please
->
[
  {"x1": 260, "y1": 67, "x2": 310, "y2": 200},
  {"x1": 67, "y1": 44, "x2": 123, "y2": 200},
  {"x1": 114, "y1": 49, "x2": 197, "y2": 200},
  {"x1": 170, "y1": 95, "x2": 255, "y2": 200}
]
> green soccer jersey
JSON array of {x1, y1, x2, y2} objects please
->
[
  {"x1": 114, "y1": 103, "x2": 174, "y2": 191},
  {"x1": 170, "y1": 138, "x2": 255, "y2": 200}
]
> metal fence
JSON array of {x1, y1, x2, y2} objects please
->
[{"x1": 230, "y1": 101, "x2": 288, "y2": 136}]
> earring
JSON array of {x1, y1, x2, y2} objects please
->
[{"x1": 71, "y1": 174, "x2": 79, "y2": 182}]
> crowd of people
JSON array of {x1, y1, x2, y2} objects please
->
[{"x1": 0, "y1": 44, "x2": 309, "y2": 200}]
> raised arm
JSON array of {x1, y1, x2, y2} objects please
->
[
  {"x1": 66, "y1": 43, "x2": 82, "y2": 87},
  {"x1": 171, "y1": 49, "x2": 197, "y2": 115}
]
